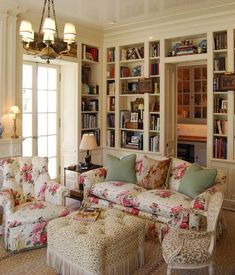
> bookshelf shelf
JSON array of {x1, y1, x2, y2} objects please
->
[
  {"x1": 120, "y1": 58, "x2": 144, "y2": 64},
  {"x1": 120, "y1": 76, "x2": 142, "y2": 80},
  {"x1": 81, "y1": 44, "x2": 101, "y2": 147}
]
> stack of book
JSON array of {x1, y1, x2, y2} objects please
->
[{"x1": 73, "y1": 207, "x2": 100, "y2": 222}]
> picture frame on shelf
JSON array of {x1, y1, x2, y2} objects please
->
[
  {"x1": 220, "y1": 73, "x2": 235, "y2": 91},
  {"x1": 138, "y1": 78, "x2": 153, "y2": 93},
  {"x1": 130, "y1": 112, "x2": 138, "y2": 122},
  {"x1": 221, "y1": 100, "x2": 228, "y2": 112}
]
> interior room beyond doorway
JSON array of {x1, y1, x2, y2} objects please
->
[{"x1": 176, "y1": 64, "x2": 207, "y2": 166}]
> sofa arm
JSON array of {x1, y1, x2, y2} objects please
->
[
  {"x1": 0, "y1": 188, "x2": 15, "y2": 217},
  {"x1": 45, "y1": 181, "x2": 70, "y2": 206},
  {"x1": 80, "y1": 167, "x2": 107, "y2": 203},
  {"x1": 191, "y1": 183, "x2": 225, "y2": 212}
]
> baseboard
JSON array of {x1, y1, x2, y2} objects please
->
[{"x1": 223, "y1": 199, "x2": 235, "y2": 211}]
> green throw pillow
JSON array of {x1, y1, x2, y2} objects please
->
[
  {"x1": 105, "y1": 154, "x2": 137, "y2": 183},
  {"x1": 178, "y1": 163, "x2": 217, "y2": 198}
]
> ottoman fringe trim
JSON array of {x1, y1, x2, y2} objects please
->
[{"x1": 47, "y1": 246, "x2": 144, "y2": 275}]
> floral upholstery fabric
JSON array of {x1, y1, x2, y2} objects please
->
[
  {"x1": 7, "y1": 201, "x2": 69, "y2": 226},
  {"x1": 133, "y1": 189, "x2": 191, "y2": 220},
  {"x1": 81, "y1": 157, "x2": 226, "y2": 232},
  {"x1": 90, "y1": 181, "x2": 146, "y2": 207},
  {"x1": 0, "y1": 157, "x2": 70, "y2": 252},
  {"x1": 168, "y1": 159, "x2": 191, "y2": 191},
  {"x1": 135, "y1": 156, "x2": 172, "y2": 189}
]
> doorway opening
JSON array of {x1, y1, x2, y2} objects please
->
[{"x1": 176, "y1": 64, "x2": 207, "y2": 166}]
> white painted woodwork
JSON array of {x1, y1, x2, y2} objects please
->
[
  {"x1": 164, "y1": 64, "x2": 176, "y2": 157},
  {"x1": 0, "y1": 138, "x2": 23, "y2": 159}
]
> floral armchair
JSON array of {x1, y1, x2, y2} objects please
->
[{"x1": 0, "y1": 157, "x2": 70, "y2": 252}]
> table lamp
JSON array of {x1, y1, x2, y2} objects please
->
[
  {"x1": 79, "y1": 133, "x2": 97, "y2": 167},
  {"x1": 9, "y1": 105, "x2": 20, "y2": 139}
]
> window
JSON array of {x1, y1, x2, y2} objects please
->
[{"x1": 22, "y1": 62, "x2": 59, "y2": 179}]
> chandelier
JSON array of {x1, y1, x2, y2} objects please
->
[{"x1": 19, "y1": 0, "x2": 76, "y2": 64}]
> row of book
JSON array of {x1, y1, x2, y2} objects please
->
[
  {"x1": 82, "y1": 45, "x2": 99, "y2": 62},
  {"x1": 150, "y1": 63, "x2": 160, "y2": 76},
  {"x1": 82, "y1": 84, "x2": 99, "y2": 95},
  {"x1": 214, "y1": 97, "x2": 226, "y2": 113},
  {"x1": 82, "y1": 129, "x2": 100, "y2": 146},
  {"x1": 120, "y1": 110, "x2": 130, "y2": 128},
  {"x1": 82, "y1": 114, "x2": 98, "y2": 129},
  {"x1": 149, "y1": 135, "x2": 160, "y2": 152},
  {"x1": 108, "y1": 97, "x2": 115, "y2": 112},
  {"x1": 213, "y1": 137, "x2": 227, "y2": 159},
  {"x1": 107, "y1": 130, "x2": 115, "y2": 147},
  {"x1": 107, "y1": 81, "x2": 115, "y2": 95},
  {"x1": 214, "y1": 119, "x2": 228, "y2": 135},
  {"x1": 213, "y1": 33, "x2": 227, "y2": 50},
  {"x1": 107, "y1": 48, "x2": 115, "y2": 62},
  {"x1": 120, "y1": 47, "x2": 144, "y2": 61},
  {"x1": 107, "y1": 113, "x2": 115, "y2": 128},
  {"x1": 81, "y1": 99, "x2": 98, "y2": 112},
  {"x1": 213, "y1": 77, "x2": 220, "y2": 92},
  {"x1": 150, "y1": 115, "x2": 160, "y2": 131},
  {"x1": 107, "y1": 66, "x2": 115, "y2": 78},
  {"x1": 121, "y1": 131, "x2": 144, "y2": 150},
  {"x1": 214, "y1": 56, "x2": 227, "y2": 71}
]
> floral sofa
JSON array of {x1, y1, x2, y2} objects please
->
[
  {"x1": 80, "y1": 156, "x2": 226, "y2": 235},
  {"x1": 0, "y1": 157, "x2": 70, "y2": 252}
]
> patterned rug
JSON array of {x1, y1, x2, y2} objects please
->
[{"x1": 0, "y1": 210, "x2": 234, "y2": 275}]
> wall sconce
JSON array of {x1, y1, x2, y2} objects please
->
[{"x1": 9, "y1": 105, "x2": 20, "y2": 139}]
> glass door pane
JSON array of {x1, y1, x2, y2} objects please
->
[{"x1": 22, "y1": 62, "x2": 59, "y2": 179}]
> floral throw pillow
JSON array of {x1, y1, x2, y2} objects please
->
[{"x1": 136, "y1": 156, "x2": 172, "y2": 190}]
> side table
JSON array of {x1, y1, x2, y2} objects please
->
[{"x1": 64, "y1": 163, "x2": 102, "y2": 204}]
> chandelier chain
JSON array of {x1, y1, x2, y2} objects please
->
[
  {"x1": 52, "y1": 0, "x2": 59, "y2": 38},
  {"x1": 48, "y1": 0, "x2": 51, "y2": 17},
  {"x1": 39, "y1": 0, "x2": 47, "y2": 34}
]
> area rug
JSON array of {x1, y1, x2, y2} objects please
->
[{"x1": 0, "y1": 210, "x2": 234, "y2": 275}]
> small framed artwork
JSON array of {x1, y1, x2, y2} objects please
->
[
  {"x1": 130, "y1": 112, "x2": 138, "y2": 122},
  {"x1": 131, "y1": 135, "x2": 140, "y2": 144},
  {"x1": 82, "y1": 66, "x2": 91, "y2": 84},
  {"x1": 138, "y1": 78, "x2": 153, "y2": 93},
  {"x1": 220, "y1": 73, "x2": 235, "y2": 91}
]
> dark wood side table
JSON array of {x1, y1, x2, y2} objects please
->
[{"x1": 64, "y1": 163, "x2": 102, "y2": 203}]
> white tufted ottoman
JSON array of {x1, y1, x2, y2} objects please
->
[{"x1": 47, "y1": 208, "x2": 145, "y2": 275}]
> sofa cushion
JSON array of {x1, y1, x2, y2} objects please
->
[
  {"x1": 133, "y1": 189, "x2": 191, "y2": 220},
  {"x1": 105, "y1": 154, "x2": 137, "y2": 183},
  {"x1": 168, "y1": 159, "x2": 191, "y2": 191},
  {"x1": 136, "y1": 156, "x2": 172, "y2": 190},
  {"x1": 90, "y1": 181, "x2": 146, "y2": 207},
  {"x1": 179, "y1": 163, "x2": 217, "y2": 198}
]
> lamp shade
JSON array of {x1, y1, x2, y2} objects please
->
[
  {"x1": 43, "y1": 17, "x2": 56, "y2": 34},
  {"x1": 80, "y1": 134, "x2": 97, "y2": 150},
  {"x1": 64, "y1": 23, "x2": 76, "y2": 44},
  {"x1": 9, "y1": 106, "x2": 20, "y2": 114},
  {"x1": 138, "y1": 103, "x2": 144, "y2": 110},
  {"x1": 19, "y1": 21, "x2": 34, "y2": 42}
]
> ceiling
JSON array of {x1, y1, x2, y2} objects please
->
[{"x1": 3, "y1": 0, "x2": 235, "y2": 30}]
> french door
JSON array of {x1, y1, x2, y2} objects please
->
[{"x1": 22, "y1": 62, "x2": 60, "y2": 179}]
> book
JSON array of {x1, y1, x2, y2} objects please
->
[{"x1": 73, "y1": 207, "x2": 100, "y2": 222}]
